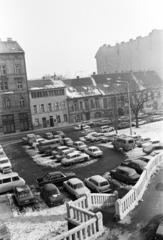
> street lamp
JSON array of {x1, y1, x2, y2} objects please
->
[{"x1": 115, "y1": 80, "x2": 132, "y2": 136}]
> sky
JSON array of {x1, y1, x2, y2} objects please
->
[{"x1": 0, "y1": 0, "x2": 163, "y2": 79}]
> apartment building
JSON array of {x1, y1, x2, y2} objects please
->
[
  {"x1": 0, "y1": 38, "x2": 32, "y2": 134},
  {"x1": 28, "y1": 78, "x2": 68, "y2": 129}
]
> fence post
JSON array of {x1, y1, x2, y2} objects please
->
[
  {"x1": 66, "y1": 201, "x2": 72, "y2": 219},
  {"x1": 85, "y1": 194, "x2": 92, "y2": 209},
  {"x1": 95, "y1": 212, "x2": 104, "y2": 233},
  {"x1": 115, "y1": 199, "x2": 122, "y2": 220}
]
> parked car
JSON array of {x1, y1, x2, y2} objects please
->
[
  {"x1": 63, "y1": 137, "x2": 73, "y2": 146},
  {"x1": 0, "y1": 150, "x2": 7, "y2": 159},
  {"x1": 44, "y1": 132, "x2": 54, "y2": 140},
  {"x1": 14, "y1": 185, "x2": 35, "y2": 207},
  {"x1": 99, "y1": 136, "x2": 110, "y2": 143},
  {"x1": 53, "y1": 130, "x2": 65, "y2": 137},
  {"x1": 0, "y1": 157, "x2": 12, "y2": 174},
  {"x1": 0, "y1": 172, "x2": 25, "y2": 194},
  {"x1": 56, "y1": 147, "x2": 76, "y2": 161},
  {"x1": 143, "y1": 140, "x2": 163, "y2": 154},
  {"x1": 37, "y1": 171, "x2": 76, "y2": 187},
  {"x1": 84, "y1": 175, "x2": 111, "y2": 193},
  {"x1": 63, "y1": 178, "x2": 90, "y2": 199},
  {"x1": 117, "y1": 122, "x2": 129, "y2": 129},
  {"x1": 136, "y1": 155, "x2": 152, "y2": 163},
  {"x1": 110, "y1": 166, "x2": 140, "y2": 185},
  {"x1": 73, "y1": 141, "x2": 87, "y2": 151},
  {"x1": 85, "y1": 132, "x2": 98, "y2": 142},
  {"x1": 61, "y1": 151, "x2": 90, "y2": 166},
  {"x1": 100, "y1": 125, "x2": 114, "y2": 133},
  {"x1": 121, "y1": 159, "x2": 147, "y2": 174},
  {"x1": 136, "y1": 137, "x2": 151, "y2": 147},
  {"x1": 113, "y1": 135, "x2": 135, "y2": 151},
  {"x1": 85, "y1": 146, "x2": 103, "y2": 157},
  {"x1": 40, "y1": 183, "x2": 64, "y2": 207}
]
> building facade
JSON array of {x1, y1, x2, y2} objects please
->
[
  {"x1": 28, "y1": 78, "x2": 68, "y2": 129},
  {"x1": 95, "y1": 29, "x2": 163, "y2": 79},
  {"x1": 0, "y1": 38, "x2": 32, "y2": 134}
]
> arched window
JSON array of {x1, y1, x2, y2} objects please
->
[
  {"x1": 20, "y1": 96, "x2": 25, "y2": 107},
  {"x1": 3, "y1": 97, "x2": 11, "y2": 109}
]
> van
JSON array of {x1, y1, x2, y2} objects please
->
[
  {"x1": 0, "y1": 157, "x2": 12, "y2": 173},
  {"x1": 113, "y1": 135, "x2": 135, "y2": 151},
  {"x1": 100, "y1": 125, "x2": 114, "y2": 133},
  {"x1": 0, "y1": 172, "x2": 25, "y2": 194},
  {"x1": 38, "y1": 138, "x2": 61, "y2": 153}
]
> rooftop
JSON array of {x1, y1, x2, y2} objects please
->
[
  {"x1": 0, "y1": 39, "x2": 24, "y2": 54},
  {"x1": 28, "y1": 78, "x2": 65, "y2": 90}
]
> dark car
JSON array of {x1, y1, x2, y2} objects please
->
[
  {"x1": 121, "y1": 159, "x2": 147, "y2": 174},
  {"x1": 53, "y1": 130, "x2": 65, "y2": 138},
  {"x1": 110, "y1": 166, "x2": 140, "y2": 185},
  {"x1": 40, "y1": 183, "x2": 64, "y2": 207},
  {"x1": 37, "y1": 171, "x2": 76, "y2": 187},
  {"x1": 14, "y1": 185, "x2": 35, "y2": 207},
  {"x1": 44, "y1": 132, "x2": 54, "y2": 140}
]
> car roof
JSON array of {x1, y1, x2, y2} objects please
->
[
  {"x1": 67, "y1": 178, "x2": 82, "y2": 184},
  {"x1": 88, "y1": 146, "x2": 98, "y2": 150},
  {"x1": 0, "y1": 172, "x2": 19, "y2": 179},
  {"x1": 117, "y1": 166, "x2": 136, "y2": 174},
  {"x1": 42, "y1": 183, "x2": 58, "y2": 191},
  {"x1": 67, "y1": 151, "x2": 81, "y2": 157},
  {"x1": 48, "y1": 171, "x2": 63, "y2": 176},
  {"x1": 15, "y1": 185, "x2": 30, "y2": 192},
  {"x1": 74, "y1": 141, "x2": 83, "y2": 144},
  {"x1": 131, "y1": 159, "x2": 147, "y2": 166},
  {"x1": 89, "y1": 175, "x2": 107, "y2": 182}
]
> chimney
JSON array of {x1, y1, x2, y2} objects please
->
[
  {"x1": 7, "y1": 38, "x2": 13, "y2": 42},
  {"x1": 76, "y1": 76, "x2": 80, "y2": 79},
  {"x1": 93, "y1": 72, "x2": 96, "y2": 75}
]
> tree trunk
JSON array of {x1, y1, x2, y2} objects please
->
[{"x1": 135, "y1": 114, "x2": 139, "y2": 128}]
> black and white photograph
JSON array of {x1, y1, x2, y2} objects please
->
[{"x1": 0, "y1": 0, "x2": 163, "y2": 239}]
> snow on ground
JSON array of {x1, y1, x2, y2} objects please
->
[{"x1": 7, "y1": 220, "x2": 67, "y2": 240}]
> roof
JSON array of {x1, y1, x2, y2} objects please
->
[
  {"x1": 0, "y1": 171, "x2": 19, "y2": 179},
  {"x1": 116, "y1": 166, "x2": 136, "y2": 174},
  {"x1": 67, "y1": 178, "x2": 82, "y2": 184},
  {"x1": 16, "y1": 185, "x2": 30, "y2": 192},
  {"x1": 63, "y1": 77, "x2": 101, "y2": 98},
  {"x1": 0, "y1": 40, "x2": 24, "y2": 54},
  {"x1": 48, "y1": 171, "x2": 63, "y2": 176},
  {"x1": 28, "y1": 79, "x2": 65, "y2": 90},
  {"x1": 42, "y1": 183, "x2": 58, "y2": 191},
  {"x1": 90, "y1": 175, "x2": 107, "y2": 182},
  {"x1": 131, "y1": 159, "x2": 147, "y2": 167}
]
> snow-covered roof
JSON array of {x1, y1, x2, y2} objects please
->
[{"x1": 28, "y1": 79, "x2": 65, "y2": 90}]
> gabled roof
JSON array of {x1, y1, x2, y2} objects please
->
[
  {"x1": 0, "y1": 40, "x2": 24, "y2": 54},
  {"x1": 28, "y1": 79, "x2": 65, "y2": 90}
]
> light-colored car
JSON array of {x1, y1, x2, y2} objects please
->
[
  {"x1": 63, "y1": 137, "x2": 73, "y2": 146},
  {"x1": 73, "y1": 141, "x2": 87, "y2": 151},
  {"x1": 85, "y1": 132, "x2": 98, "y2": 142},
  {"x1": 63, "y1": 178, "x2": 90, "y2": 198},
  {"x1": 85, "y1": 146, "x2": 103, "y2": 157},
  {"x1": 61, "y1": 151, "x2": 90, "y2": 166},
  {"x1": 0, "y1": 157, "x2": 12, "y2": 173},
  {"x1": 56, "y1": 147, "x2": 76, "y2": 161},
  {"x1": 84, "y1": 175, "x2": 111, "y2": 193},
  {"x1": 100, "y1": 125, "x2": 114, "y2": 133},
  {"x1": 0, "y1": 150, "x2": 7, "y2": 159}
]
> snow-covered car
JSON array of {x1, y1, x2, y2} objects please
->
[
  {"x1": 63, "y1": 137, "x2": 73, "y2": 146},
  {"x1": 79, "y1": 137, "x2": 87, "y2": 142},
  {"x1": 56, "y1": 147, "x2": 76, "y2": 161},
  {"x1": 85, "y1": 132, "x2": 98, "y2": 142},
  {"x1": 85, "y1": 146, "x2": 103, "y2": 157},
  {"x1": 14, "y1": 185, "x2": 35, "y2": 207},
  {"x1": 100, "y1": 125, "x2": 114, "y2": 133},
  {"x1": 73, "y1": 141, "x2": 87, "y2": 151},
  {"x1": 44, "y1": 132, "x2": 54, "y2": 140},
  {"x1": 63, "y1": 178, "x2": 90, "y2": 199},
  {"x1": 136, "y1": 137, "x2": 151, "y2": 147},
  {"x1": 121, "y1": 159, "x2": 147, "y2": 174},
  {"x1": 84, "y1": 175, "x2": 111, "y2": 193},
  {"x1": 110, "y1": 166, "x2": 140, "y2": 185},
  {"x1": 61, "y1": 151, "x2": 90, "y2": 166},
  {"x1": 143, "y1": 140, "x2": 163, "y2": 154},
  {"x1": 0, "y1": 157, "x2": 12, "y2": 173}
]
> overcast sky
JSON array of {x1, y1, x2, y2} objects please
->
[{"x1": 0, "y1": 0, "x2": 163, "y2": 79}]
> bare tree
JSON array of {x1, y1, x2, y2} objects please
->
[{"x1": 130, "y1": 90, "x2": 148, "y2": 128}]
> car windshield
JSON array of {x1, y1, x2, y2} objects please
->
[
  {"x1": 18, "y1": 190, "x2": 30, "y2": 198},
  {"x1": 74, "y1": 183, "x2": 83, "y2": 189},
  {"x1": 100, "y1": 181, "x2": 108, "y2": 187},
  {"x1": 0, "y1": 159, "x2": 8, "y2": 164}
]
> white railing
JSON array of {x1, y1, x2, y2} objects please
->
[
  {"x1": 115, "y1": 152, "x2": 163, "y2": 220},
  {"x1": 54, "y1": 192, "x2": 117, "y2": 240}
]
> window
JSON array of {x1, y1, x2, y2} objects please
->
[
  {"x1": 48, "y1": 103, "x2": 52, "y2": 112},
  {"x1": 31, "y1": 92, "x2": 36, "y2": 98},
  {"x1": 3, "y1": 97, "x2": 11, "y2": 109},
  {"x1": 15, "y1": 64, "x2": 21, "y2": 74},
  {"x1": 56, "y1": 115, "x2": 61, "y2": 123},
  {"x1": 0, "y1": 64, "x2": 7, "y2": 75},
  {"x1": 64, "y1": 114, "x2": 68, "y2": 122},
  {"x1": 12, "y1": 176, "x2": 19, "y2": 181},
  {"x1": 33, "y1": 105, "x2": 37, "y2": 114},
  {"x1": 54, "y1": 102, "x2": 59, "y2": 111},
  {"x1": 34, "y1": 118, "x2": 39, "y2": 126},
  {"x1": 15, "y1": 77, "x2": 23, "y2": 89},
  {"x1": 20, "y1": 96, "x2": 25, "y2": 107},
  {"x1": 19, "y1": 113, "x2": 29, "y2": 131},
  {"x1": 0, "y1": 78, "x2": 8, "y2": 90},
  {"x1": 80, "y1": 102, "x2": 83, "y2": 110},
  {"x1": 3, "y1": 178, "x2": 11, "y2": 183},
  {"x1": 103, "y1": 98, "x2": 107, "y2": 109},
  {"x1": 90, "y1": 99, "x2": 95, "y2": 109},
  {"x1": 41, "y1": 104, "x2": 45, "y2": 112}
]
